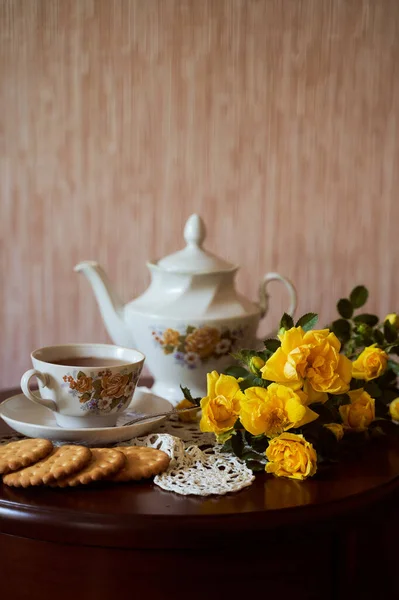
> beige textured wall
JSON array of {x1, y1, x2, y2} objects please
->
[{"x1": 1, "y1": 0, "x2": 399, "y2": 388}]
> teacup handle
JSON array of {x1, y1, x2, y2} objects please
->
[
  {"x1": 20, "y1": 369, "x2": 57, "y2": 411},
  {"x1": 259, "y1": 272, "x2": 297, "y2": 319}
]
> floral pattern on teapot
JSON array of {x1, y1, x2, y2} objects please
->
[
  {"x1": 62, "y1": 368, "x2": 141, "y2": 414},
  {"x1": 151, "y1": 325, "x2": 247, "y2": 369}
]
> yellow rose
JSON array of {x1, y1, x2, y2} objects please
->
[
  {"x1": 385, "y1": 313, "x2": 399, "y2": 329},
  {"x1": 265, "y1": 433, "x2": 317, "y2": 480},
  {"x1": 185, "y1": 327, "x2": 221, "y2": 358},
  {"x1": 200, "y1": 371, "x2": 245, "y2": 435},
  {"x1": 101, "y1": 373, "x2": 129, "y2": 398},
  {"x1": 261, "y1": 327, "x2": 352, "y2": 403},
  {"x1": 389, "y1": 398, "x2": 399, "y2": 421},
  {"x1": 175, "y1": 398, "x2": 199, "y2": 422},
  {"x1": 323, "y1": 423, "x2": 344, "y2": 441},
  {"x1": 239, "y1": 384, "x2": 318, "y2": 437},
  {"x1": 162, "y1": 328, "x2": 180, "y2": 346},
  {"x1": 339, "y1": 388, "x2": 375, "y2": 431},
  {"x1": 352, "y1": 345, "x2": 388, "y2": 381},
  {"x1": 249, "y1": 356, "x2": 266, "y2": 374}
]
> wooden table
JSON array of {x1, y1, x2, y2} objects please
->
[{"x1": 0, "y1": 384, "x2": 398, "y2": 600}]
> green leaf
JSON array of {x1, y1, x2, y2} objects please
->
[
  {"x1": 353, "y1": 314, "x2": 379, "y2": 327},
  {"x1": 387, "y1": 359, "x2": 399, "y2": 376},
  {"x1": 354, "y1": 335, "x2": 367, "y2": 347},
  {"x1": 310, "y1": 400, "x2": 338, "y2": 423},
  {"x1": 332, "y1": 319, "x2": 351, "y2": 342},
  {"x1": 350, "y1": 378, "x2": 364, "y2": 390},
  {"x1": 79, "y1": 392, "x2": 91, "y2": 402},
  {"x1": 279, "y1": 313, "x2": 294, "y2": 332},
  {"x1": 245, "y1": 432, "x2": 269, "y2": 453},
  {"x1": 77, "y1": 371, "x2": 86, "y2": 380},
  {"x1": 179, "y1": 385, "x2": 201, "y2": 406},
  {"x1": 224, "y1": 365, "x2": 249, "y2": 378},
  {"x1": 219, "y1": 437, "x2": 234, "y2": 454},
  {"x1": 380, "y1": 388, "x2": 399, "y2": 406},
  {"x1": 186, "y1": 326, "x2": 195, "y2": 334},
  {"x1": 337, "y1": 298, "x2": 353, "y2": 319},
  {"x1": 249, "y1": 375, "x2": 270, "y2": 388},
  {"x1": 216, "y1": 429, "x2": 235, "y2": 444},
  {"x1": 222, "y1": 429, "x2": 269, "y2": 470},
  {"x1": 231, "y1": 349, "x2": 258, "y2": 366},
  {"x1": 163, "y1": 344, "x2": 175, "y2": 354},
  {"x1": 364, "y1": 381, "x2": 382, "y2": 398},
  {"x1": 330, "y1": 393, "x2": 351, "y2": 406},
  {"x1": 378, "y1": 368, "x2": 398, "y2": 386},
  {"x1": 263, "y1": 338, "x2": 281, "y2": 352},
  {"x1": 350, "y1": 285, "x2": 369, "y2": 309},
  {"x1": 230, "y1": 430, "x2": 245, "y2": 457},
  {"x1": 386, "y1": 345, "x2": 399, "y2": 356},
  {"x1": 368, "y1": 419, "x2": 399, "y2": 438},
  {"x1": 239, "y1": 375, "x2": 267, "y2": 391},
  {"x1": 300, "y1": 421, "x2": 339, "y2": 462},
  {"x1": 241, "y1": 450, "x2": 268, "y2": 465},
  {"x1": 374, "y1": 398, "x2": 390, "y2": 418},
  {"x1": 384, "y1": 321, "x2": 398, "y2": 343},
  {"x1": 245, "y1": 460, "x2": 267, "y2": 472},
  {"x1": 373, "y1": 329, "x2": 385, "y2": 345},
  {"x1": 295, "y1": 313, "x2": 318, "y2": 331}
]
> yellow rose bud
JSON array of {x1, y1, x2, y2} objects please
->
[
  {"x1": 249, "y1": 356, "x2": 265, "y2": 374},
  {"x1": 175, "y1": 398, "x2": 199, "y2": 422},
  {"x1": 339, "y1": 388, "x2": 375, "y2": 431},
  {"x1": 261, "y1": 327, "x2": 352, "y2": 401},
  {"x1": 385, "y1": 313, "x2": 399, "y2": 329},
  {"x1": 352, "y1": 346, "x2": 388, "y2": 381},
  {"x1": 266, "y1": 433, "x2": 317, "y2": 480},
  {"x1": 239, "y1": 383, "x2": 318, "y2": 437},
  {"x1": 200, "y1": 371, "x2": 245, "y2": 436},
  {"x1": 323, "y1": 423, "x2": 344, "y2": 441},
  {"x1": 389, "y1": 397, "x2": 399, "y2": 422}
]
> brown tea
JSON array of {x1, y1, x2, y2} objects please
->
[{"x1": 49, "y1": 357, "x2": 130, "y2": 368}]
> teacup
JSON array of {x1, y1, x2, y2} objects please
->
[{"x1": 20, "y1": 343, "x2": 145, "y2": 429}]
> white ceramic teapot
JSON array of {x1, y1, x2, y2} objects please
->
[{"x1": 75, "y1": 214, "x2": 297, "y2": 404}]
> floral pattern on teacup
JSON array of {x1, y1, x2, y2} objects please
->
[
  {"x1": 151, "y1": 325, "x2": 246, "y2": 369},
  {"x1": 62, "y1": 368, "x2": 141, "y2": 414}
]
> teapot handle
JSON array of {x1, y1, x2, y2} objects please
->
[{"x1": 259, "y1": 272, "x2": 297, "y2": 319}]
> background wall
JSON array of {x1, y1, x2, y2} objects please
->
[{"x1": 1, "y1": 0, "x2": 398, "y2": 388}]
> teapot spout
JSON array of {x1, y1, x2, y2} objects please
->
[{"x1": 74, "y1": 261, "x2": 134, "y2": 348}]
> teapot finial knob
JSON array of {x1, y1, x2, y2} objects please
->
[{"x1": 184, "y1": 214, "x2": 206, "y2": 248}]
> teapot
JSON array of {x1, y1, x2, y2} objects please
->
[{"x1": 75, "y1": 214, "x2": 297, "y2": 404}]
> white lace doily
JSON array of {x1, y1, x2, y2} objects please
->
[{"x1": 0, "y1": 417, "x2": 255, "y2": 496}]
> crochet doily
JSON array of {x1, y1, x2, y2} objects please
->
[{"x1": 0, "y1": 417, "x2": 255, "y2": 497}]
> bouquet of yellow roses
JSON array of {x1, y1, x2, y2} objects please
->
[{"x1": 182, "y1": 286, "x2": 399, "y2": 480}]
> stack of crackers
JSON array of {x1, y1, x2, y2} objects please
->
[{"x1": 0, "y1": 439, "x2": 170, "y2": 488}]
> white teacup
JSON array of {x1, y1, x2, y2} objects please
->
[{"x1": 20, "y1": 344, "x2": 145, "y2": 429}]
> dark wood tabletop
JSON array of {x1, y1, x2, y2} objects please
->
[{"x1": 1, "y1": 382, "x2": 398, "y2": 600}]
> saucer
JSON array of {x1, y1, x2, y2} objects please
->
[{"x1": 0, "y1": 387, "x2": 172, "y2": 445}]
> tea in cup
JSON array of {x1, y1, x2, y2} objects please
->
[{"x1": 20, "y1": 344, "x2": 145, "y2": 428}]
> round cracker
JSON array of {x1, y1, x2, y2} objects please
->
[
  {"x1": 53, "y1": 448, "x2": 126, "y2": 487},
  {"x1": 0, "y1": 438, "x2": 53, "y2": 475},
  {"x1": 3, "y1": 445, "x2": 92, "y2": 487},
  {"x1": 108, "y1": 445, "x2": 170, "y2": 482}
]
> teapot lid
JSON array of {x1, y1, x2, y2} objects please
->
[{"x1": 157, "y1": 214, "x2": 235, "y2": 273}]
